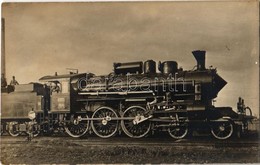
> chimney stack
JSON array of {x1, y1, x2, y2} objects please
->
[
  {"x1": 1, "y1": 18, "x2": 6, "y2": 78},
  {"x1": 192, "y1": 50, "x2": 206, "y2": 70}
]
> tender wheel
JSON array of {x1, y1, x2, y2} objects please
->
[
  {"x1": 8, "y1": 122, "x2": 20, "y2": 137},
  {"x1": 26, "y1": 123, "x2": 41, "y2": 137},
  {"x1": 211, "y1": 120, "x2": 233, "y2": 140},
  {"x1": 65, "y1": 114, "x2": 89, "y2": 138},
  {"x1": 121, "y1": 106, "x2": 151, "y2": 138},
  {"x1": 168, "y1": 125, "x2": 188, "y2": 139},
  {"x1": 91, "y1": 107, "x2": 118, "y2": 138},
  {"x1": 1, "y1": 123, "x2": 4, "y2": 135}
]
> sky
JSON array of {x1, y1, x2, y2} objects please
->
[{"x1": 1, "y1": 1, "x2": 259, "y2": 117}]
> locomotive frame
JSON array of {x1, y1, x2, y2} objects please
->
[{"x1": 1, "y1": 50, "x2": 255, "y2": 140}]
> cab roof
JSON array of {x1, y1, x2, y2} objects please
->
[{"x1": 39, "y1": 73, "x2": 88, "y2": 82}]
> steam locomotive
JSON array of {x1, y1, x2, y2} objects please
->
[{"x1": 1, "y1": 50, "x2": 255, "y2": 140}]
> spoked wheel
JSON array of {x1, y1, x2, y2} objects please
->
[
  {"x1": 1, "y1": 124, "x2": 4, "y2": 135},
  {"x1": 211, "y1": 120, "x2": 233, "y2": 140},
  {"x1": 65, "y1": 114, "x2": 89, "y2": 138},
  {"x1": 168, "y1": 125, "x2": 188, "y2": 139},
  {"x1": 26, "y1": 123, "x2": 41, "y2": 137},
  {"x1": 121, "y1": 106, "x2": 151, "y2": 138},
  {"x1": 91, "y1": 107, "x2": 119, "y2": 138},
  {"x1": 8, "y1": 122, "x2": 20, "y2": 137}
]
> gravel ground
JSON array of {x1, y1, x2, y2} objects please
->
[{"x1": 1, "y1": 135, "x2": 260, "y2": 164}]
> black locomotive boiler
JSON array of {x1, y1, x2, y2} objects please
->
[{"x1": 1, "y1": 50, "x2": 255, "y2": 140}]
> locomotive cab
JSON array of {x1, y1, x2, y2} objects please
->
[
  {"x1": 39, "y1": 73, "x2": 88, "y2": 113},
  {"x1": 40, "y1": 75, "x2": 70, "y2": 113}
]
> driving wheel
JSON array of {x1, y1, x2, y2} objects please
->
[
  {"x1": 121, "y1": 106, "x2": 151, "y2": 138},
  {"x1": 65, "y1": 114, "x2": 89, "y2": 138},
  {"x1": 91, "y1": 107, "x2": 119, "y2": 138}
]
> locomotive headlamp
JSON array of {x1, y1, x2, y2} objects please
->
[{"x1": 28, "y1": 110, "x2": 36, "y2": 120}]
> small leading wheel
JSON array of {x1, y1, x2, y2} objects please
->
[
  {"x1": 211, "y1": 120, "x2": 233, "y2": 140},
  {"x1": 168, "y1": 125, "x2": 188, "y2": 139},
  {"x1": 91, "y1": 107, "x2": 119, "y2": 138},
  {"x1": 121, "y1": 106, "x2": 151, "y2": 138},
  {"x1": 8, "y1": 122, "x2": 20, "y2": 137},
  {"x1": 65, "y1": 114, "x2": 89, "y2": 138}
]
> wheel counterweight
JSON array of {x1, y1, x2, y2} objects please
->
[
  {"x1": 121, "y1": 106, "x2": 151, "y2": 138},
  {"x1": 65, "y1": 114, "x2": 89, "y2": 138},
  {"x1": 91, "y1": 107, "x2": 119, "y2": 138}
]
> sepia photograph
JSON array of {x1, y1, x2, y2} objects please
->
[{"x1": 1, "y1": 0, "x2": 259, "y2": 164}]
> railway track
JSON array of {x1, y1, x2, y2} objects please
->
[
  {"x1": 1, "y1": 135, "x2": 259, "y2": 148},
  {"x1": 1, "y1": 135, "x2": 259, "y2": 164}
]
